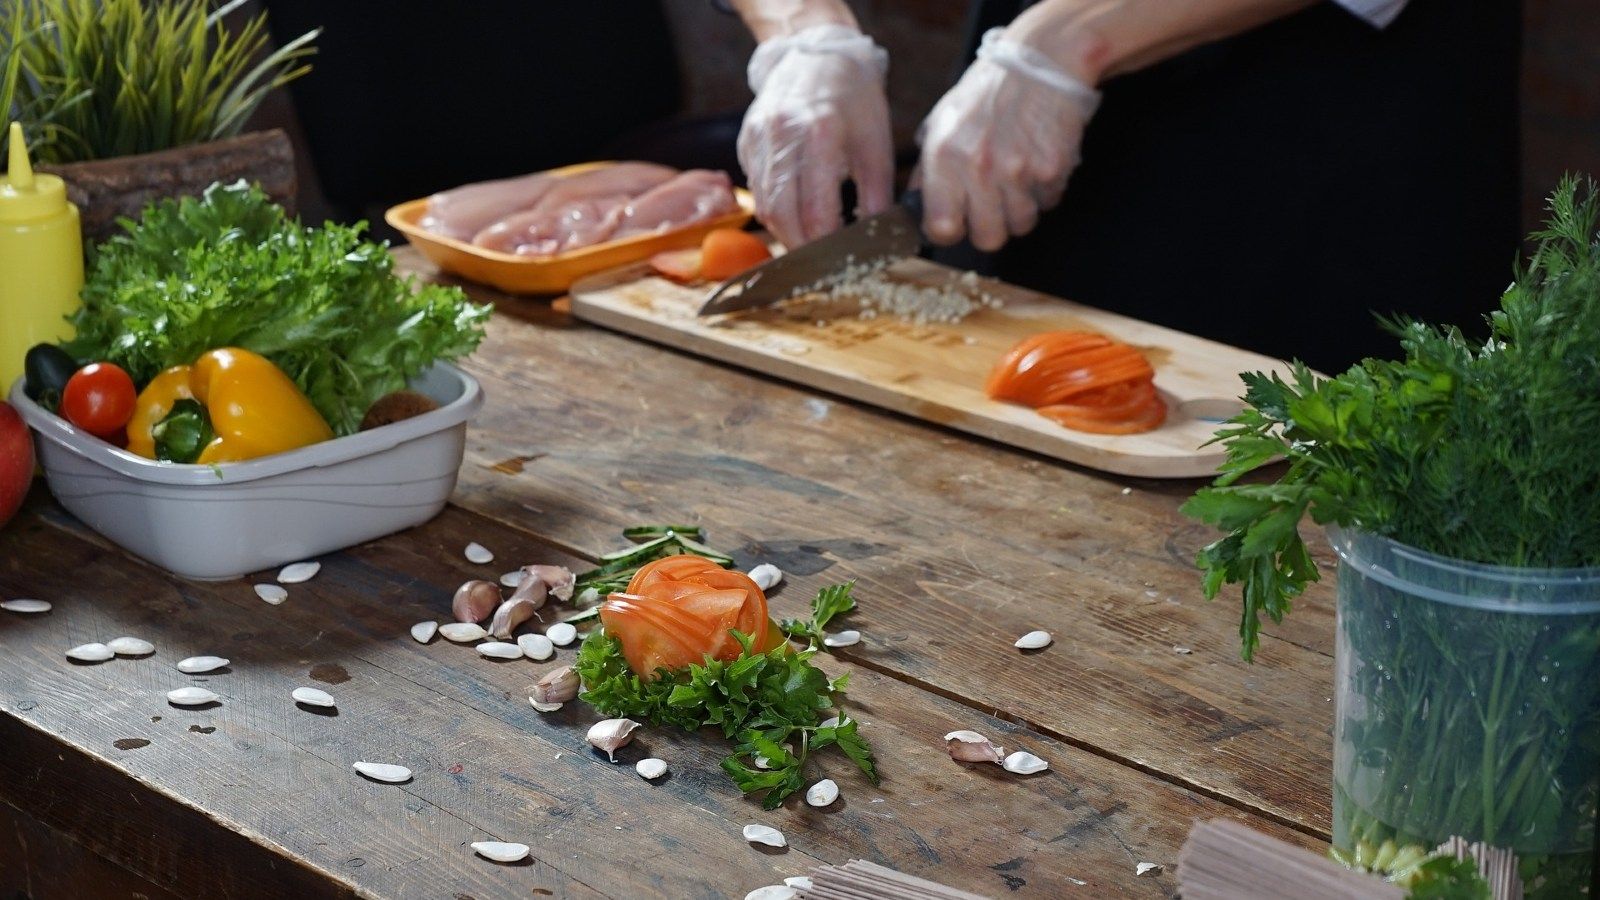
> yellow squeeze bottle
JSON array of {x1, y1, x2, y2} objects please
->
[{"x1": 0, "y1": 121, "x2": 82, "y2": 395}]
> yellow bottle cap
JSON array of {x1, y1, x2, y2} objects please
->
[{"x1": 1, "y1": 122, "x2": 70, "y2": 223}]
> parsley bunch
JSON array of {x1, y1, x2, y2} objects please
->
[{"x1": 575, "y1": 583, "x2": 878, "y2": 809}]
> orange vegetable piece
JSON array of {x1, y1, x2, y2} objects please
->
[
  {"x1": 987, "y1": 329, "x2": 1166, "y2": 434},
  {"x1": 699, "y1": 228, "x2": 772, "y2": 281},
  {"x1": 598, "y1": 556, "x2": 785, "y2": 678},
  {"x1": 649, "y1": 248, "x2": 702, "y2": 283}
]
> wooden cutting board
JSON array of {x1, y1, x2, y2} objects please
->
[{"x1": 569, "y1": 257, "x2": 1295, "y2": 478}]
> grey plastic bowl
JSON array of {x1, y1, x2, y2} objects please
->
[{"x1": 8, "y1": 363, "x2": 482, "y2": 580}]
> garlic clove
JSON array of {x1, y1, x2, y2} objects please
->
[
  {"x1": 805, "y1": 778, "x2": 839, "y2": 807},
  {"x1": 1014, "y1": 630, "x2": 1052, "y2": 650},
  {"x1": 472, "y1": 840, "x2": 529, "y2": 863},
  {"x1": 746, "y1": 563, "x2": 783, "y2": 592},
  {"x1": 464, "y1": 542, "x2": 494, "y2": 564},
  {"x1": 411, "y1": 621, "x2": 438, "y2": 644},
  {"x1": 477, "y1": 641, "x2": 523, "y2": 660},
  {"x1": 488, "y1": 598, "x2": 538, "y2": 639},
  {"x1": 438, "y1": 622, "x2": 488, "y2": 643},
  {"x1": 1002, "y1": 750, "x2": 1049, "y2": 775},
  {"x1": 254, "y1": 584, "x2": 288, "y2": 605},
  {"x1": 106, "y1": 636, "x2": 154, "y2": 657},
  {"x1": 530, "y1": 699, "x2": 563, "y2": 713},
  {"x1": 741, "y1": 823, "x2": 787, "y2": 848},
  {"x1": 944, "y1": 730, "x2": 1005, "y2": 764},
  {"x1": 352, "y1": 761, "x2": 411, "y2": 783},
  {"x1": 292, "y1": 687, "x2": 335, "y2": 708},
  {"x1": 176, "y1": 655, "x2": 229, "y2": 674},
  {"x1": 0, "y1": 598, "x2": 50, "y2": 613},
  {"x1": 586, "y1": 718, "x2": 640, "y2": 761},
  {"x1": 167, "y1": 686, "x2": 219, "y2": 706},
  {"x1": 277, "y1": 561, "x2": 320, "y2": 584},
  {"x1": 452, "y1": 580, "x2": 501, "y2": 624},
  {"x1": 545, "y1": 622, "x2": 577, "y2": 646},
  {"x1": 66, "y1": 642, "x2": 113, "y2": 663},
  {"x1": 517, "y1": 633, "x2": 554, "y2": 661},
  {"x1": 500, "y1": 569, "x2": 526, "y2": 588},
  {"x1": 822, "y1": 630, "x2": 860, "y2": 648},
  {"x1": 531, "y1": 665, "x2": 580, "y2": 705},
  {"x1": 635, "y1": 757, "x2": 668, "y2": 780},
  {"x1": 531, "y1": 565, "x2": 576, "y2": 602}
]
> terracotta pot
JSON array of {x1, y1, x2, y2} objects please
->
[{"x1": 37, "y1": 129, "x2": 297, "y2": 243}]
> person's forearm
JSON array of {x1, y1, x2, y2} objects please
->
[
  {"x1": 1005, "y1": 0, "x2": 1316, "y2": 85},
  {"x1": 729, "y1": 0, "x2": 858, "y2": 42}
]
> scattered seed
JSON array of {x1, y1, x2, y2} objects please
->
[
  {"x1": 1135, "y1": 862, "x2": 1163, "y2": 877},
  {"x1": 1003, "y1": 751, "x2": 1049, "y2": 775},
  {"x1": 747, "y1": 563, "x2": 783, "y2": 591},
  {"x1": 411, "y1": 621, "x2": 438, "y2": 643},
  {"x1": 530, "y1": 699, "x2": 563, "y2": 713},
  {"x1": 517, "y1": 633, "x2": 554, "y2": 661},
  {"x1": 805, "y1": 779, "x2": 839, "y2": 807},
  {"x1": 745, "y1": 887, "x2": 797, "y2": 900},
  {"x1": 586, "y1": 718, "x2": 640, "y2": 761},
  {"x1": 472, "y1": 840, "x2": 530, "y2": 863},
  {"x1": 167, "y1": 686, "x2": 219, "y2": 706},
  {"x1": 636, "y1": 758, "x2": 668, "y2": 780},
  {"x1": 66, "y1": 642, "x2": 113, "y2": 663},
  {"x1": 477, "y1": 641, "x2": 523, "y2": 660},
  {"x1": 1173, "y1": 645, "x2": 1193, "y2": 655},
  {"x1": 352, "y1": 761, "x2": 411, "y2": 783},
  {"x1": 452, "y1": 580, "x2": 501, "y2": 623},
  {"x1": 438, "y1": 623, "x2": 488, "y2": 643},
  {"x1": 277, "y1": 561, "x2": 320, "y2": 584},
  {"x1": 0, "y1": 599, "x2": 50, "y2": 614},
  {"x1": 464, "y1": 542, "x2": 494, "y2": 564},
  {"x1": 1121, "y1": 487, "x2": 1133, "y2": 495},
  {"x1": 254, "y1": 584, "x2": 287, "y2": 605},
  {"x1": 1014, "y1": 630, "x2": 1052, "y2": 650},
  {"x1": 822, "y1": 630, "x2": 860, "y2": 648},
  {"x1": 742, "y1": 824, "x2": 786, "y2": 848},
  {"x1": 292, "y1": 687, "x2": 335, "y2": 708},
  {"x1": 176, "y1": 655, "x2": 229, "y2": 674},
  {"x1": 784, "y1": 877, "x2": 814, "y2": 889},
  {"x1": 945, "y1": 730, "x2": 1005, "y2": 764},
  {"x1": 545, "y1": 622, "x2": 577, "y2": 646},
  {"x1": 500, "y1": 569, "x2": 525, "y2": 588},
  {"x1": 107, "y1": 636, "x2": 155, "y2": 657}
]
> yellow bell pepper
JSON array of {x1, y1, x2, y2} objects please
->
[{"x1": 125, "y1": 348, "x2": 333, "y2": 464}]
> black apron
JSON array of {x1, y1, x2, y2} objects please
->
[{"x1": 950, "y1": 0, "x2": 1521, "y2": 373}]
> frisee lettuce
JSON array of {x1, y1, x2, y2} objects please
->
[{"x1": 64, "y1": 181, "x2": 490, "y2": 435}]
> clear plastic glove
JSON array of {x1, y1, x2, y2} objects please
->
[
  {"x1": 737, "y1": 24, "x2": 894, "y2": 249},
  {"x1": 917, "y1": 28, "x2": 1101, "y2": 252}
]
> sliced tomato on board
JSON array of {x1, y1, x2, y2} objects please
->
[
  {"x1": 986, "y1": 330, "x2": 1166, "y2": 435},
  {"x1": 649, "y1": 249, "x2": 702, "y2": 283}
]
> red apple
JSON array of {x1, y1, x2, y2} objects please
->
[{"x1": 0, "y1": 401, "x2": 34, "y2": 530}]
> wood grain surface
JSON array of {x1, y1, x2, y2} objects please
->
[
  {"x1": 0, "y1": 249, "x2": 1341, "y2": 899},
  {"x1": 569, "y1": 256, "x2": 1300, "y2": 477}
]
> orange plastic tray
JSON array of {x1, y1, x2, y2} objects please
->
[{"x1": 386, "y1": 161, "x2": 755, "y2": 295}]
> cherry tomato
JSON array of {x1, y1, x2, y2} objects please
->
[{"x1": 60, "y1": 363, "x2": 137, "y2": 440}]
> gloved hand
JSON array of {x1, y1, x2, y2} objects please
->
[
  {"x1": 738, "y1": 24, "x2": 894, "y2": 249},
  {"x1": 917, "y1": 28, "x2": 1101, "y2": 252}
]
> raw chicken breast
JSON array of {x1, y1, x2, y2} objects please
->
[
  {"x1": 470, "y1": 162, "x2": 678, "y2": 255},
  {"x1": 613, "y1": 170, "x2": 739, "y2": 239},
  {"x1": 421, "y1": 172, "x2": 555, "y2": 241}
]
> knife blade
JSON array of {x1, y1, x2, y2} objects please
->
[{"x1": 696, "y1": 192, "x2": 923, "y2": 317}]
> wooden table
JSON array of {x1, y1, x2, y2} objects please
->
[{"x1": 0, "y1": 249, "x2": 1337, "y2": 899}]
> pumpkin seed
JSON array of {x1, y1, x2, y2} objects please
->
[
  {"x1": 464, "y1": 542, "x2": 494, "y2": 564},
  {"x1": 822, "y1": 630, "x2": 860, "y2": 648},
  {"x1": 1002, "y1": 750, "x2": 1049, "y2": 775},
  {"x1": 517, "y1": 633, "x2": 554, "y2": 661},
  {"x1": 745, "y1": 887, "x2": 797, "y2": 900},
  {"x1": 805, "y1": 778, "x2": 839, "y2": 807},
  {"x1": 1173, "y1": 645, "x2": 1193, "y2": 655},
  {"x1": 784, "y1": 877, "x2": 814, "y2": 889},
  {"x1": 254, "y1": 584, "x2": 288, "y2": 605},
  {"x1": 66, "y1": 642, "x2": 113, "y2": 662},
  {"x1": 292, "y1": 687, "x2": 335, "y2": 708},
  {"x1": 167, "y1": 686, "x2": 219, "y2": 706},
  {"x1": 1135, "y1": 862, "x2": 1163, "y2": 877},
  {"x1": 545, "y1": 622, "x2": 577, "y2": 646},
  {"x1": 438, "y1": 622, "x2": 488, "y2": 643},
  {"x1": 176, "y1": 655, "x2": 229, "y2": 674},
  {"x1": 477, "y1": 641, "x2": 523, "y2": 660},
  {"x1": 277, "y1": 561, "x2": 320, "y2": 584},
  {"x1": 635, "y1": 758, "x2": 668, "y2": 780},
  {"x1": 352, "y1": 761, "x2": 411, "y2": 783},
  {"x1": 741, "y1": 823, "x2": 786, "y2": 848},
  {"x1": 1014, "y1": 630, "x2": 1052, "y2": 650},
  {"x1": 500, "y1": 569, "x2": 525, "y2": 588},
  {"x1": 0, "y1": 599, "x2": 50, "y2": 614},
  {"x1": 411, "y1": 621, "x2": 438, "y2": 644},
  {"x1": 471, "y1": 840, "x2": 530, "y2": 863},
  {"x1": 107, "y1": 636, "x2": 154, "y2": 657}
]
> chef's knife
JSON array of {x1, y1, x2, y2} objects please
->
[{"x1": 696, "y1": 191, "x2": 924, "y2": 316}]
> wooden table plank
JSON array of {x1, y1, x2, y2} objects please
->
[
  {"x1": 0, "y1": 494, "x2": 1317, "y2": 898},
  {"x1": 397, "y1": 252, "x2": 1337, "y2": 839}
]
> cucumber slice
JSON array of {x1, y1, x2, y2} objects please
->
[
  {"x1": 599, "y1": 534, "x2": 674, "y2": 562},
  {"x1": 622, "y1": 524, "x2": 704, "y2": 542},
  {"x1": 675, "y1": 534, "x2": 735, "y2": 566}
]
